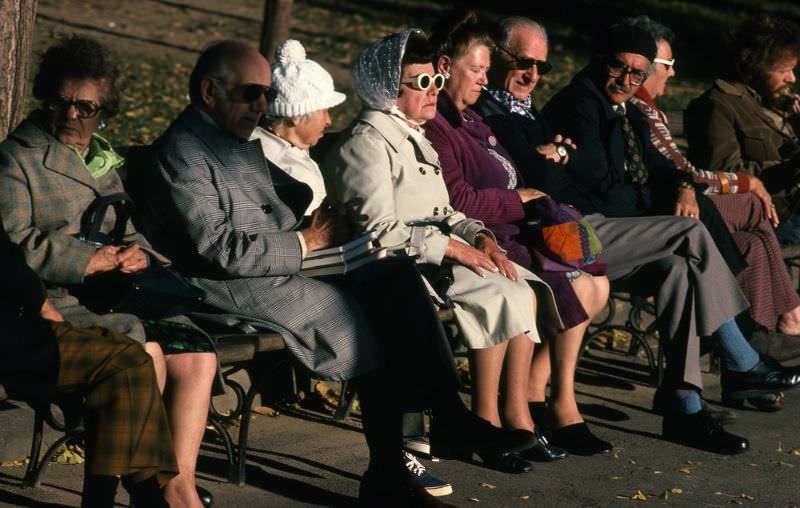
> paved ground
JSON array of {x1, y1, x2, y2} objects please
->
[{"x1": 1, "y1": 347, "x2": 799, "y2": 508}]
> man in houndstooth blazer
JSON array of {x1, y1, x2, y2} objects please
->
[{"x1": 137, "y1": 51, "x2": 378, "y2": 382}]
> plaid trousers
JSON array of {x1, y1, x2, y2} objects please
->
[{"x1": 51, "y1": 321, "x2": 178, "y2": 485}]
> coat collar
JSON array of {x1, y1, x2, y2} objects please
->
[
  {"x1": 713, "y1": 78, "x2": 794, "y2": 139},
  {"x1": 10, "y1": 111, "x2": 100, "y2": 191},
  {"x1": 572, "y1": 66, "x2": 622, "y2": 123},
  {"x1": 175, "y1": 105, "x2": 265, "y2": 167},
  {"x1": 358, "y1": 109, "x2": 440, "y2": 165},
  {"x1": 436, "y1": 90, "x2": 484, "y2": 128}
]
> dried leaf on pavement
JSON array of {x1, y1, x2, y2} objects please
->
[{"x1": 479, "y1": 483, "x2": 496, "y2": 489}]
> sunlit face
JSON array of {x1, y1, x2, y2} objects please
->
[
  {"x1": 46, "y1": 78, "x2": 105, "y2": 150},
  {"x1": 291, "y1": 109, "x2": 331, "y2": 149},
  {"x1": 603, "y1": 52, "x2": 650, "y2": 105},
  {"x1": 503, "y1": 27, "x2": 549, "y2": 100},
  {"x1": 758, "y1": 54, "x2": 797, "y2": 106},
  {"x1": 644, "y1": 39, "x2": 676, "y2": 99},
  {"x1": 396, "y1": 62, "x2": 440, "y2": 123},
  {"x1": 204, "y1": 50, "x2": 271, "y2": 140},
  {"x1": 440, "y1": 42, "x2": 490, "y2": 111}
]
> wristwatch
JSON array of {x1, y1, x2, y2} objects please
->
[{"x1": 556, "y1": 144, "x2": 568, "y2": 158}]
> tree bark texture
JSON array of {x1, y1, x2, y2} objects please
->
[
  {"x1": 0, "y1": 0, "x2": 37, "y2": 140},
  {"x1": 259, "y1": 0, "x2": 293, "y2": 60}
]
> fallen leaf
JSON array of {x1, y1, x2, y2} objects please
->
[
  {"x1": 678, "y1": 467, "x2": 694, "y2": 475},
  {"x1": 631, "y1": 490, "x2": 648, "y2": 501},
  {"x1": 0, "y1": 458, "x2": 28, "y2": 468},
  {"x1": 790, "y1": 449, "x2": 800, "y2": 456},
  {"x1": 479, "y1": 483, "x2": 496, "y2": 489},
  {"x1": 515, "y1": 495, "x2": 530, "y2": 500},
  {"x1": 739, "y1": 494, "x2": 754, "y2": 500},
  {"x1": 777, "y1": 442, "x2": 784, "y2": 452},
  {"x1": 670, "y1": 488, "x2": 684, "y2": 494},
  {"x1": 777, "y1": 461, "x2": 795, "y2": 468},
  {"x1": 468, "y1": 497, "x2": 480, "y2": 503},
  {"x1": 628, "y1": 459, "x2": 637, "y2": 465},
  {"x1": 608, "y1": 476, "x2": 622, "y2": 480}
]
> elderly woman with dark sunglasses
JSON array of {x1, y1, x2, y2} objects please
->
[{"x1": 0, "y1": 37, "x2": 217, "y2": 508}]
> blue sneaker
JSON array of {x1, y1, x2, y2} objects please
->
[{"x1": 403, "y1": 451, "x2": 453, "y2": 497}]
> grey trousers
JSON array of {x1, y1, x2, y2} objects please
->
[{"x1": 587, "y1": 214, "x2": 750, "y2": 389}]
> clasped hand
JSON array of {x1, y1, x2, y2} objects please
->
[{"x1": 84, "y1": 243, "x2": 148, "y2": 276}]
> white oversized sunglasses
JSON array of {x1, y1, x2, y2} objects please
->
[{"x1": 400, "y1": 73, "x2": 446, "y2": 91}]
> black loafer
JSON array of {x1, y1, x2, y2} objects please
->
[
  {"x1": 518, "y1": 429, "x2": 567, "y2": 462},
  {"x1": 476, "y1": 451, "x2": 534, "y2": 474},
  {"x1": 662, "y1": 410, "x2": 749, "y2": 455},
  {"x1": 549, "y1": 422, "x2": 612, "y2": 456},
  {"x1": 430, "y1": 415, "x2": 536, "y2": 460},
  {"x1": 197, "y1": 486, "x2": 213, "y2": 508},
  {"x1": 722, "y1": 355, "x2": 800, "y2": 398}
]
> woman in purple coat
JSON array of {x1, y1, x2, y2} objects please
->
[{"x1": 426, "y1": 11, "x2": 612, "y2": 459}]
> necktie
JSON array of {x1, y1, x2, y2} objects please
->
[{"x1": 619, "y1": 113, "x2": 649, "y2": 185}]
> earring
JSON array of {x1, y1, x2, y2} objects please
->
[
  {"x1": 97, "y1": 118, "x2": 107, "y2": 130},
  {"x1": 443, "y1": 71, "x2": 451, "y2": 79}
]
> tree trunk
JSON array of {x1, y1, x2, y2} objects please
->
[
  {"x1": 0, "y1": 0, "x2": 37, "y2": 140},
  {"x1": 259, "y1": 0, "x2": 293, "y2": 60}
]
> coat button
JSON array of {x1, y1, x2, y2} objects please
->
[
  {"x1": 433, "y1": 206, "x2": 439, "y2": 216},
  {"x1": 434, "y1": 168, "x2": 441, "y2": 175},
  {"x1": 419, "y1": 167, "x2": 427, "y2": 175},
  {"x1": 261, "y1": 203, "x2": 273, "y2": 214},
  {"x1": 17, "y1": 306, "x2": 25, "y2": 317}
]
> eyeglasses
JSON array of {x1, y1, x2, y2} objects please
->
[
  {"x1": 496, "y1": 45, "x2": 552, "y2": 75},
  {"x1": 400, "y1": 73, "x2": 446, "y2": 91},
  {"x1": 654, "y1": 57, "x2": 675, "y2": 70},
  {"x1": 210, "y1": 78, "x2": 271, "y2": 103},
  {"x1": 606, "y1": 59, "x2": 649, "y2": 86},
  {"x1": 47, "y1": 96, "x2": 102, "y2": 119}
]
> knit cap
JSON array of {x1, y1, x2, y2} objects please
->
[{"x1": 268, "y1": 39, "x2": 346, "y2": 117}]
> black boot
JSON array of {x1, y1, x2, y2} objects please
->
[{"x1": 81, "y1": 474, "x2": 119, "y2": 508}]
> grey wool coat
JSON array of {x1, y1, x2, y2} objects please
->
[
  {"x1": 136, "y1": 106, "x2": 378, "y2": 380},
  {"x1": 0, "y1": 112, "x2": 158, "y2": 342},
  {"x1": 326, "y1": 110, "x2": 561, "y2": 349}
]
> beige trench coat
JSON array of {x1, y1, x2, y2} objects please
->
[{"x1": 326, "y1": 110, "x2": 561, "y2": 349}]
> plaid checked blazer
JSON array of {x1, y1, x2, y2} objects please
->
[
  {"x1": 0, "y1": 112, "x2": 172, "y2": 342},
  {"x1": 137, "y1": 106, "x2": 378, "y2": 380}
]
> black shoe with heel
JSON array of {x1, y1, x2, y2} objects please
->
[
  {"x1": 429, "y1": 415, "x2": 536, "y2": 461},
  {"x1": 518, "y1": 429, "x2": 567, "y2": 462},
  {"x1": 722, "y1": 355, "x2": 800, "y2": 399},
  {"x1": 476, "y1": 451, "x2": 534, "y2": 474},
  {"x1": 549, "y1": 423, "x2": 612, "y2": 456}
]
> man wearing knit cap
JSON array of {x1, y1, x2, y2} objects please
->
[{"x1": 539, "y1": 22, "x2": 800, "y2": 454}]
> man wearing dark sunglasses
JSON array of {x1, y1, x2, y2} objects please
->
[{"x1": 479, "y1": 18, "x2": 800, "y2": 455}]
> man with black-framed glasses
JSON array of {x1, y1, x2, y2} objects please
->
[{"x1": 477, "y1": 18, "x2": 800, "y2": 455}]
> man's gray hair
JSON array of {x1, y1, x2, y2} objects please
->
[{"x1": 497, "y1": 16, "x2": 548, "y2": 49}]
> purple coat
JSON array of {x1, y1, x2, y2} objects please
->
[{"x1": 426, "y1": 91, "x2": 588, "y2": 331}]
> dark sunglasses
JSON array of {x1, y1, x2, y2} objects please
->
[
  {"x1": 47, "y1": 96, "x2": 102, "y2": 119},
  {"x1": 606, "y1": 59, "x2": 648, "y2": 86},
  {"x1": 211, "y1": 78, "x2": 271, "y2": 104},
  {"x1": 400, "y1": 73, "x2": 446, "y2": 91},
  {"x1": 496, "y1": 45, "x2": 552, "y2": 75}
]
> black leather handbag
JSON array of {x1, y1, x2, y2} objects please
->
[{"x1": 69, "y1": 193, "x2": 206, "y2": 319}]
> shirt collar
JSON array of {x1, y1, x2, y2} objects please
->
[{"x1": 487, "y1": 88, "x2": 535, "y2": 120}]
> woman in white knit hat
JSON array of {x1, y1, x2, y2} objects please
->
[{"x1": 251, "y1": 39, "x2": 346, "y2": 217}]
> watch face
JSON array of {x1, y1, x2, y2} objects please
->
[{"x1": 557, "y1": 145, "x2": 568, "y2": 157}]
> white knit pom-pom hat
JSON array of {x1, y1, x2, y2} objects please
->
[{"x1": 268, "y1": 39, "x2": 346, "y2": 118}]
